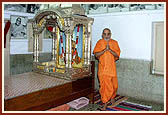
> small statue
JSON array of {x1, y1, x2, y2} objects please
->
[{"x1": 72, "y1": 40, "x2": 81, "y2": 64}]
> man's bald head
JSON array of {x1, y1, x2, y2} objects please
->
[
  {"x1": 102, "y1": 28, "x2": 111, "y2": 40},
  {"x1": 102, "y1": 28, "x2": 111, "y2": 34}
]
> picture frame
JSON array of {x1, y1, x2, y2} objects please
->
[
  {"x1": 10, "y1": 15, "x2": 28, "y2": 39},
  {"x1": 27, "y1": 4, "x2": 40, "y2": 14}
]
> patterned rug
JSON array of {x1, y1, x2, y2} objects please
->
[{"x1": 94, "y1": 91, "x2": 152, "y2": 111}]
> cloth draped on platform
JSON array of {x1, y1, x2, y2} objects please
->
[{"x1": 4, "y1": 20, "x2": 11, "y2": 48}]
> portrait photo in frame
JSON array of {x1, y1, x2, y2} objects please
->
[{"x1": 10, "y1": 15, "x2": 28, "y2": 39}]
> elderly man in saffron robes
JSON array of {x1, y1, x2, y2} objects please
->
[{"x1": 93, "y1": 28, "x2": 121, "y2": 110}]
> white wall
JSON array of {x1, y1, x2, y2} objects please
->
[
  {"x1": 89, "y1": 10, "x2": 164, "y2": 61},
  {"x1": 4, "y1": 10, "x2": 164, "y2": 60},
  {"x1": 10, "y1": 39, "x2": 52, "y2": 54},
  {"x1": 4, "y1": 11, "x2": 35, "y2": 19}
]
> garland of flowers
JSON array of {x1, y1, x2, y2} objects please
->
[
  {"x1": 60, "y1": 32, "x2": 66, "y2": 63},
  {"x1": 72, "y1": 25, "x2": 80, "y2": 64}
]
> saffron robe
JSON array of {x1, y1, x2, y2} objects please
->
[{"x1": 93, "y1": 38, "x2": 121, "y2": 103}]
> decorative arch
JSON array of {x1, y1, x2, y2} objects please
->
[{"x1": 32, "y1": 9, "x2": 65, "y2": 34}]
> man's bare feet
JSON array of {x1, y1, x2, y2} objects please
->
[
  {"x1": 103, "y1": 103, "x2": 107, "y2": 110},
  {"x1": 111, "y1": 99, "x2": 115, "y2": 104},
  {"x1": 98, "y1": 103, "x2": 107, "y2": 111}
]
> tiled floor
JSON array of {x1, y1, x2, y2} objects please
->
[
  {"x1": 4, "y1": 72, "x2": 70, "y2": 100},
  {"x1": 126, "y1": 97, "x2": 164, "y2": 111}
]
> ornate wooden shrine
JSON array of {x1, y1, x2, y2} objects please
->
[{"x1": 30, "y1": 4, "x2": 94, "y2": 80}]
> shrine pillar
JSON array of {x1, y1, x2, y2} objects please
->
[
  {"x1": 33, "y1": 23, "x2": 39, "y2": 63},
  {"x1": 87, "y1": 22, "x2": 93, "y2": 65},
  {"x1": 84, "y1": 26, "x2": 88, "y2": 65},
  {"x1": 52, "y1": 26, "x2": 57, "y2": 61}
]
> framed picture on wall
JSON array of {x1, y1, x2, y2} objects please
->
[
  {"x1": 10, "y1": 15, "x2": 28, "y2": 39},
  {"x1": 27, "y1": 4, "x2": 40, "y2": 14}
]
